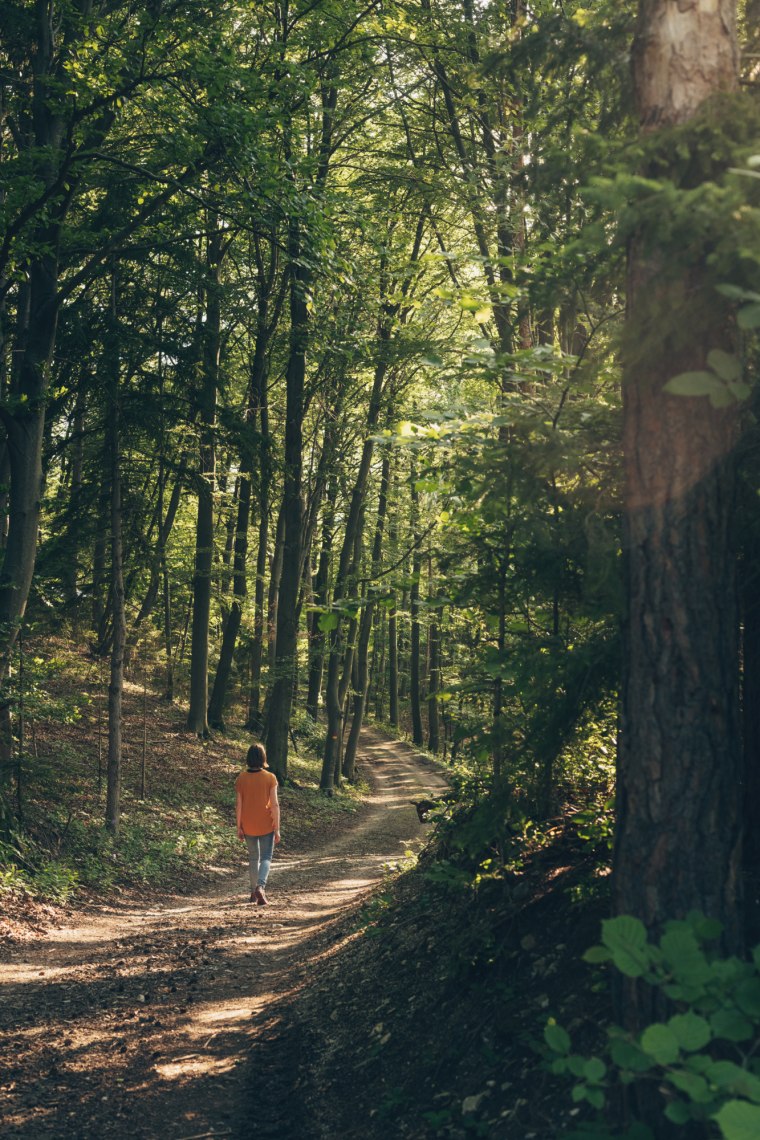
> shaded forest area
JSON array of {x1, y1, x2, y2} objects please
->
[{"x1": 2, "y1": 1, "x2": 760, "y2": 1137}]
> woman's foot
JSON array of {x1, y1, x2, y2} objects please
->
[
  {"x1": 249, "y1": 890, "x2": 257, "y2": 903},
  {"x1": 255, "y1": 886, "x2": 269, "y2": 906}
]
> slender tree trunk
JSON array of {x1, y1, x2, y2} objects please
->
[
  {"x1": 614, "y1": 11, "x2": 742, "y2": 1130},
  {"x1": 409, "y1": 465, "x2": 424, "y2": 747},
  {"x1": 266, "y1": 502, "x2": 286, "y2": 672},
  {"x1": 208, "y1": 474, "x2": 251, "y2": 729},
  {"x1": 306, "y1": 476, "x2": 337, "y2": 720},
  {"x1": 344, "y1": 452, "x2": 391, "y2": 780},
  {"x1": 427, "y1": 554, "x2": 441, "y2": 755},
  {"x1": 187, "y1": 228, "x2": 223, "y2": 737},
  {"x1": 105, "y1": 274, "x2": 125, "y2": 835},
  {"x1": 320, "y1": 342, "x2": 391, "y2": 790},
  {"x1": 209, "y1": 318, "x2": 271, "y2": 729},
  {"x1": 265, "y1": 223, "x2": 308, "y2": 780}
]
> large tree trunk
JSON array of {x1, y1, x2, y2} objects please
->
[
  {"x1": 740, "y1": 453, "x2": 760, "y2": 942},
  {"x1": 613, "y1": 6, "x2": 742, "y2": 1121}
]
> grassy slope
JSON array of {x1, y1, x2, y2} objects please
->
[{"x1": 0, "y1": 638, "x2": 363, "y2": 939}]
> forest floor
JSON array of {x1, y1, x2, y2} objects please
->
[
  {"x1": 0, "y1": 711, "x2": 610, "y2": 1140},
  {"x1": 0, "y1": 727, "x2": 452, "y2": 1139}
]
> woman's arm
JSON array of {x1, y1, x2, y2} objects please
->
[
  {"x1": 236, "y1": 790, "x2": 245, "y2": 840},
  {"x1": 271, "y1": 783, "x2": 281, "y2": 843}
]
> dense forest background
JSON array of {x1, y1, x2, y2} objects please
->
[{"x1": 2, "y1": 1, "x2": 760, "y2": 1137}]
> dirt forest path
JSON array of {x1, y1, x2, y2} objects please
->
[{"x1": 0, "y1": 728, "x2": 447, "y2": 1140}]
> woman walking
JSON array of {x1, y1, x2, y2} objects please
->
[{"x1": 235, "y1": 743, "x2": 281, "y2": 904}]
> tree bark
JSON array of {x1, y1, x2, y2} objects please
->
[
  {"x1": 343, "y1": 452, "x2": 391, "y2": 780},
  {"x1": 265, "y1": 221, "x2": 308, "y2": 780},
  {"x1": 105, "y1": 273, "x2": 125, "y2": 835},
  {"x1": 409, "y1": 464, "x2": 424, "y2": 747},
  {"x1": 186, "y1": 228, "x2": 223, "y2": 737},
  {"x1": 306, "y1": 475, "x2": 337, "y2": 721},
  {"x1": 427, "y1": 553, "x2": 441, "y2": 755},
  {"x1": 613, "y1": 8, "x2": 742, "y2": 1120}
]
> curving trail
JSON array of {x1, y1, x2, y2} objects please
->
[{"x1": 0, "y1": 729, "x2": 446, "y2": 1139}]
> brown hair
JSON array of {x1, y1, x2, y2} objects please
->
[{"x1": 246, "y1": 743, "x2": 268, "y2": 771}]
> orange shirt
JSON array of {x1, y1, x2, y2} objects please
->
[{"x1": 235, "y1": 770, "x2": 278, "y2": 836}]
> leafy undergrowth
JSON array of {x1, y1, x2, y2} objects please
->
[
  {"x1": 0, "y1": 639, "x2": 363, "y2": 942},
  {"x1": 282, "y1": 820, "x2": 611, "y2": 1139}
]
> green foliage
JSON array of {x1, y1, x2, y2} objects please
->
[{"x1": 546, "y1": 915, "x2": 760, "y2": 1138}]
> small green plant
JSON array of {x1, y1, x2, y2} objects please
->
[
  {"x1": 545, "y1": 913, "x2": 760, "y2": 1140},
  {"x1": 572, "y1": 796, "x2": 615, "y2": 851}
]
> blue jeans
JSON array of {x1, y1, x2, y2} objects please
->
[{"x1": 244, "y1": 832, "x2": 275, "y2": 889}]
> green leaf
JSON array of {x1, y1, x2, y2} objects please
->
[
  {"x1": 583, "y1": 945, "x2": 613, "y2": 964},
  {"x1": 318, "y1": 611, "x2": 339, "y2": 633},
  {"x1": 544, "y1": 1020, "x2": 571, "y2": 1055},
  {"x1": 735, "y1": 977, "x2": 760, "y2": 1017},
  {"x1": 665, "y1": 1101, "x2": 692, "y2": 1125},
  {"x1": 660, "y1": 925, "x2": 710, "y2": 986},
  {"x1": 609, "y1": 1038, "x2": 654, "y2": 1073},
  {"x1": 567, "y1": 1055, "x2": 587, "y2": 1078},
  {"x1": 669, "y1": 1068, "x2": 711, "y2": 1103},
  {"x1": 601, "y1": 916, "x2": 650, "y2": 978},
  {"x1": 713, "y1": 1099, "x2": 760, "y2": 1140},
  {"x1": 705, "y1": 1061, "x2": 760, "y2": 1102},
  {"x1": 710, "y1": 1008, "x2": 754, "y2": 1042},
  {"x1": 584, "y1": 1057, "x2": 607, "y2": 1083},
  {"x1": 668, "y1": 1012, "x2": 711, "y2": 1052},
  {"x1": 685, "y1": 912, "x2": 723, "y2": 942},
  {"x1": 664, "y1": 371, "x2": 720, "y2": 398},
  {"x1": 640, "y1": 1023, "x2": 680, "y2": 1065},
  {"x1": 737, "y1": 303, "x2": 760, "y2": 329},
  {"x1": 707, "y1": 349, "x2": 741, "y2": 382},
  {"x1": 709, "y1": 387, "x2": 735, "y2": 409},
  {"x1": 715, "y1": 284, "x2": 760, "y2": 302}
]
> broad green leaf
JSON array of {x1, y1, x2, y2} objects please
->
[
  {"x1": 601, "y1": 916, "x2": 650, "y2": 977},
  {"x1": 707, "y1": 349, "x2": 741, "y2": 382},
  {"x1": 668, "y1": 1011, "x2": 711, "y2": 1052},
  {"x1": 640, "y1": 1023, "x2": 680, "y2": 1065},
  {"x1": 544, "y1": 1020, "x2": 571, "y2": 1055},
  {"x1": 735, "y1": 977, "x2": 760, "y2": 1017},
  {"x1": 710, "y1": 1008, "x2": 754, "y2": 1043},
  {"x1": 713, "y1": 1099, "x2": 760, "y2": 1140},
  {"x1": 705, "y1": 1061, "x2": 760, "y2": 1102},
  {"x1": 737, "y1": 303, "x2": 760, "y2": 329},
  {"x1": 610, "y1": 1038, "x2": 654, "y2": 1073},
  {"x1": 583, "y1": 945, "x2": 613, "y2": 964},
  {"x1": 664, "y1": 371, "x2": 720, "y2": 398},
  {"x1": 709, "y1": 386, "x2": 735, "y2": 409},
  {"x1": 660, "y1": 925, "x2": 710, "y2": 986},
  {"x1": 318, "y1": 611, "x2": 339, "y2": 633},
  {"x1": 685, "y1": 912, "x2": 723, "y2": 942},
  {"x1": 728, "y1": 381, "x2": 752, "y2": 402},
  {"x1": 665, "y1": 1100, "x2": 692, "y2": 1125},
  {"x1": 567, "y1": 1054, "x2": 587, "y2": 1078},
  {"x1": 669, "y1": 1068, "x2": 711, "y2": 1103},
  {"x1": 584, "y1": 1057, "x2": 607, "y2": 1083}
]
